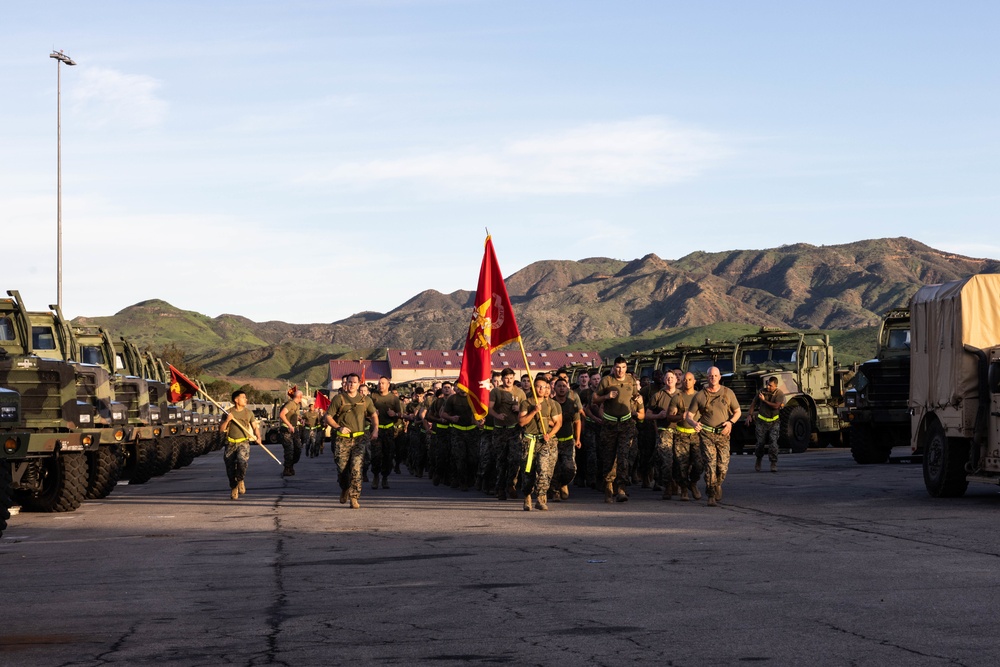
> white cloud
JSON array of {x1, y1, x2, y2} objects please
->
[
  {"x1": 309, "y1": 116, "x2": 732, "y2": 197},
  {"x1": 68, "y1": 67, "x2": 167, "y2": 129}
]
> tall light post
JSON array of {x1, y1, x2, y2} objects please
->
[{"x1": 50, "y1": 50, "x2": 76, "y2": 312}]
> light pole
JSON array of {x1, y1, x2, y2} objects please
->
[{"x1": 50, "y1": 50, "x2": 76, "y2": 312}]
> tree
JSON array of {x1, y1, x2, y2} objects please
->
[{"x1": 159, "y1": 343, "x2": 203, "y2": 378}]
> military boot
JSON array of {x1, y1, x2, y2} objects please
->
[
  {"x1": 230, "y1": 487, "x2": 239, "y2": 500},
  {"x1": 350, "y1": 498, "x2": 360, "y2": 509},
  {"x1": 661, "y1": 486, "x2": 672, "y2": 500},
  {"x1": 523, "y1": 495, "x2": 533, "y2": 511},
  {"x1": 679, "y1": 487, "x2": 689, "y2": 501},
  {"x1": 536, "y1": 495, "x2": 549, "y2": 511},
  {"x1": 604, "y1": 482, "x2": 614, "y2": 504},
  {"x1": 771, "y1": 462, "x2": 777, "y2": 473},
  {"x1": 689, "y1": 482, "x2": 702, "y2": 500},
  {"x1": 616, "y1": 488, "x2": 629, "y2": 502},
  {"x1": 382, "y1": 476, "x2": 390, "y2": 489},
  {"x1": 755, "y1": 457, "x2": 762, "y2": 472},
  {"x1": 559, "y1": 485, "x2": 569, "y2": 500},
  {"x1": 238, "y1": 480, "x2": 246, "y2": 495},
  {"x1": 339, "y1": 488, "x2": 349, "y2": 504},
  {"x1": 371, "y1": 476, "x2": 379, "y2": 490},
  {"x1": 715, "y1": 485, "x2": 723, "y2": 502}
]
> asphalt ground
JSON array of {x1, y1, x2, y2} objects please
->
[{"x1": 3, "y1": 443, "x2": 1000, "y2": 667}]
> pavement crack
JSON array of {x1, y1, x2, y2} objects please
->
[{"x1": 822, "y1": 622, "x2": 971, "y2": 665}]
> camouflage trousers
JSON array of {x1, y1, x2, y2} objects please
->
[
  {"x1": 477, "y1": 428, "x2": 498, "y2": 492},
  {"x1": 493, "y1": 427, "x2": 525, "y2": 495},
  {"x1": 551, "y1": 437, "x2": 577, "y2": 490},
  {"x1": 334, "y1": 434, "x2": 366, "y2": 501},
  {"x1": 450, "y1": 427, "x2": 480, "y2": 489},
  {"x1": 522, "y1": 435, "x2": 557, "y2": 499},
  {"x1": 280, "y1": 428, "x2": 302, "y2": 469},
  {"x1": 699, "y1": 430, "x2": 731, "y2": 494},
  {"x1": 754, "y1": 418, "x2": 780, "y2": 463},
  {"x1": 410, "y1": 429, "x2": 428, "y2": 476},
  {"x1": 654, "y1": 428, "x2": 674, "y2": 487},
  {"x1": 393, "y1": 425, "x2": 408, "y2": 469},
  {"x1": 636, "y1": 424, "x2": 656, "y2": 479},
  {"x1": 577, "y1": 423, "x2": 599, "y2": 486},
  {"x1": 370, "y1": 429, "x2": 395, "y2": 478},
  {"x1": 599, "y1": 419, "x2": 636, "y2": 490},
  {"x1": 223, "y1": 440, "x2": 250, "y2": 489},
  {"x1": 673, "y1": 431, "x2": 701, "y2": 487}
]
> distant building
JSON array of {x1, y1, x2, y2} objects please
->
[{"x1": 327, "y1": 349, "x2": 601, "y2": 389}]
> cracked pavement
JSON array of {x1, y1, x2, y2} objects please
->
[{"x1": 2, "y1": 446, "x2": 999, "y2": 666}]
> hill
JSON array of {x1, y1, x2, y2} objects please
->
[{"x1": 72, "y1": 237, "x2": 999, "y2": 382}]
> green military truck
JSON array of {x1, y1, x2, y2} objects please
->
[
  {"x1": 724, "y1": 327, "x2": 846, "y2": 453},
  {"x1": 0, "y1": 291, "x2": 101, "y2": 513},
  {"x1": 843, "y1": 308, "x2": 912, "y2": 464},
  {"x1": 683, "y1": 341, "x2": 736, "y2": 382}
]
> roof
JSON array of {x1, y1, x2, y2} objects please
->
[
  {"x1": 387, "y1": 349, "x2": 601, "y2": 372},
  {"x1": 327, "y1": 359, "x2": 391, "y2": 382}
]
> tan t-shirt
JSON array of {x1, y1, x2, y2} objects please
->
[
  {"x1": 595, "y1": 374, "x2": 638, "y2": 418},
  {"x1": 688, "y1": 387, "x2": 740, "y2": 428}
]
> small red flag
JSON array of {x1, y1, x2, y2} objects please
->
[
  {"x1": 360, "y1": 365, "x2": 366, "y2": 386},
  {"x1": 314, "y1": 390, "x2": 331, "y2": 413},
  {"x1": 457, "y1": 235, "x2": 522, "y2": 420},
  {"x1": 168, "y1": 364, "x2": 200, "y2": 403}
]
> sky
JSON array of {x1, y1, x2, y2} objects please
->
[{"x1": 2, "y1": 1, "x2": 998, "y2": 323}]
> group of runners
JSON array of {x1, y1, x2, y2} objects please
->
[{"x1": 219, "y1": 356, "x2": 786, "y2": 510}]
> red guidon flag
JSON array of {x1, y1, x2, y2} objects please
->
[
  {"x1": 314, "y1": 390, "x2": 331, "y2": 413},
  {"x1": 168, "y1": 364, "x2": 200, "y2": 403},
  {"x1": 456, "y1": 235, "x2": 522, "y2": 419}
]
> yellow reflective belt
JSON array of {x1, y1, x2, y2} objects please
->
[
  {"x1": 603, "y1": 413, "x2": 631, "y2": 423},
  {"x1": 337, "y1": 431, "x2": 365, "y2": 438},
  {"x1": 483, "y1": 426, "x2": 494, "y2": 431},
  {"x1": 451, "y1": 424, "x2": 477, "y2": 431},
  {"x1": 378, "y1": 423, "x2": 397, "y2": 429},
  {"x1": 227, "y1": 436, "x2": 248, "y2": 443},
  {"x1": 676, "y1": 426, "x2": 696, "y2": 434},
  {"x1": 756, "y1": 413, "x2": 780, "y2": 423},
  {"x1": 557, "y1": 435, "x2": 574, "y2": 442}
]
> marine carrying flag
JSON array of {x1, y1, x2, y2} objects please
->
[
  {"x1": 456, "y1": 235, "x2": 521, "y2": 420},
  {"x1": 168, "y1": 364, "x2": 200, "y2": 403}
]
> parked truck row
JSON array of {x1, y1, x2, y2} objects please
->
[{"x1": 0, "y1": 290, "x2": 224, "y2": 538}]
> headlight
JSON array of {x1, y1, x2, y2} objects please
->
[
  {"x1": 79, "y1": 414, "x2": 92, "y2": 424},
  {"x1": 0, "y1": 405, "x2": 17, "y2": 421},
  {"x1": 112, "y1": 411, "x2": 124, "y2": 421},
  {"x1": 4, "y1": 436, "x2": 19, "y2": 454}
]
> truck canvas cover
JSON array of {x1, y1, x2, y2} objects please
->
[{"x1": 909, "y1": 274, "x2": 1000, "y2": 429}]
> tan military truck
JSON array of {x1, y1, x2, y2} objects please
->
[{"x1": 910, "y1": 274, "x2": 1000, "y2": 497}]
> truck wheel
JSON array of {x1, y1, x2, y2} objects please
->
[
  {"x1": 780, "y1": 405, "x2": 811, "y2": 453},
  {"x1": 0, "y1": 463, "x2": 12, "y2": 538},
  {"x1": 24, "y1": 452, "x2": 88, "y2": 513},
  {"x1": 850, "y1": 424, "x2": 890, "y2": 464},
  {"x1": 175, "y1": 439, "x2": 196, "y2": 468},
  {"x1": 85, "y1": 445, "x2": 123, "y2": 499},
  {"x1": 127, "y1": 439, "x2": 159, "y2": 485},
  {"x1": 266, "y1": 428, "x2": 281, "y2": 445},
  {"x1": 923, "y1": 422, "x2": 969, "y2": 498},
  {"x1": 154, "y1": 438, "x2": 175, "y2": 476}
]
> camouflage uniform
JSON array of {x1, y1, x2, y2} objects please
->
[
  {"x1": 491, "y1": 384, "x2": 526, "y2": 498},
  {"x1": 594, "y1": 373, "x2": 640, "y2": 498},
  {"x1": 670, "y1": 390, "x2": 700, "y2": 489},
  {"x1": 223, "y1": 406, "x2": 256, "y2": 491},
  {"x1": 753, "y1": 387, "x2": 784, "y2": 466},
  {"x1": 551, "y1": 393, "x2": 581, "y2": 493},
  {"x1": 371, "y1": 390, "x2": 403, "y2": 486},
  {"x1": 476, "y1": 425, "x2": 496, "y2": 493},
  {"x1": 279, "y1": 398, "x2": 302, "y2": 474},
  {"x1": 647, "y1": 387, "x2": 677, "y2": 490},
  {"x1": 325, "y1": 391, "x2": 377, "y2": 505},
  {"x1": 688, "y1": 386, "x2": 740, "y2": 502},
  {"x1": 520, "y1": 395, "x2": 561, "y2": 505}
]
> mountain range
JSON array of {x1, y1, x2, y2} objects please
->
[{"x1": 73, "y1": 237, "x2": 999, "y2": 384}]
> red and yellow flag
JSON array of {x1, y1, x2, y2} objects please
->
[
  {"x1": 314, "y1": 390, "x2": 331, "y2": 413},
  {"x1": 456, "y1": 235, "x2": 521, "y2": 419},
  {"x1": 168, "y1": 364, "x2": 200, "y2": 403}
]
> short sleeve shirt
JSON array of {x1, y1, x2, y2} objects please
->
[
  {"x1": 648, "y1": 389, "x2": 676, "y2": 430},
  {"x1": 595, "y1": 374, "x2": 638, "y2": 418},
  {"x1": 371, "y1": 391, "x2": 403, "y2": 425},
  {"x1": 226, "y1": 407, "x2": 257, "y2": 440},
  {"x1": 519, "y1": 396, "x2": 561, "y2": 437},
  {"x1": 555, "y1": 394, "x2": 582, "y2": 439},
  {"x1": 688, "y1": 387, "x2": 740, "y2": 428},
  {"x1": 281, "y1": 399, "x2": 300, "y2": 429},
  {"x1": 327, "y1": 393, "x2": 376, "y2": 434},
  {"x1": 491, "y1": 386, "x2": 526, "y2": 428},
  {"x1": 444, "y1": 393, "x2": 476, "y2": 427},
  {"x1": 758, "y1": 388, "x2": 785, "y2": 420}
]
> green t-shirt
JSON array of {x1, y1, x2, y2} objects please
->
[
  {"x1": 371, "y1": 391, "x2": 402, "y2": 425},
  {"x1": 519, "y1": 396, "x2": 561, "y2": 437},
  {"x1": 282, "y1": 399, "x2": 300, "y2": 429},
  {"x1": 596, "y1": 374, "x2": 638, "y2": 418},
  {"x1": 444, "y1": 392, "x2": 476, "y2": 427},
  {"x1": 327, "y1": 393, "x2": 376, "y2": 434},
  {"x1": 226, "y1": 407, "x2": 257, "y2": 440},
  {"x1": 490, "y1": 386, "x2": 526, "y2": 428},
  {"x1": 555, "y1": 394, "x2": 581, "y2": 439}
]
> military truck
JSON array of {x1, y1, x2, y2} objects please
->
[
  {"x1": 843, "y1": 308, "x2": 911, "y2": 464},
  {"x1": 0, "y1": 291, "x2": 100, "y2": 513},
  {"x1": 909, "y1": 274, "x2": 1000, "y2": 497},
  {"x1": 0, "y1": 387, "x2": 31, "y2": 537},
  {"x1": 72, "y1": 327, "x2": 164, "y2": 485},
  {"x1": 683, "y1": 341, "x2": 736, "y2": 381},
  {"x1": 723, "y1": 327, "x2": 845, "y2": 453}
]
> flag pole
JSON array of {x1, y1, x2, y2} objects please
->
[
  {"x1": 197, "y1": 387, "x2": 284, "y2": 466},
  {"x1": 515, "y1": 338, "x2": 545, "y2": 473}
]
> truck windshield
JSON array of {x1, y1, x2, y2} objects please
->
[
  {"x1": 81, "y1": 345, "x2": 106, "y2": 366},
  {"x1": 32, "y1": 326, "x2": 57, "y2": 350},
  {"x1": 886, "y1": 329, "x2": 911, "y2": 350},
  {"x1": 0, "y1": 317, "x2": 14, "y2": 341},
  {"x1": 741, "y1": 348, "x2": 797, "y2": 365}
]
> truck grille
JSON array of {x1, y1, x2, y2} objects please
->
[
  {"x1": 723, "y1": 375, "x2": 757, "y2": 407},
  {"x1": 864, "y1": 359, "x2": 910, "y2": 407},
  {"x1": 115, "y1": 381, "x2": 142, "y2": 420}
]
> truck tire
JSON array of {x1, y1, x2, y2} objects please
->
[
  {"x1": 850, "y1": 423, "x2": 891, "y2": 464},
  {"x1": 266, "y1": 428, "x2": 281, "y2": 445},
  {"x1": 154, "y1": 438, "x2": 175, "y2": 477},
  {"x1": 175, "y1": 439, "x2": 196, "y2": 468},
  {"x1": 127, "y1": 439, "x2": 159, "y2": 485},
  {"x1": 780, "y1": 405, "x2": 811, "y2": 453},
  {"x1": 923, "y1": 421, "x2": 969, "y2": 498},
  {"x1": 85, "y1": 446, "x2": 122, "y2": 499},
  {"x1": 24, "y1": 452, "x2": 88, "y2": 513},
  {"x1": 0, "y1": 463, "x2": 12, "y2": 538}
]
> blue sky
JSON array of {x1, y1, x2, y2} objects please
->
[{"x1": 3, "y1": 1, "x2": 997, "y2": 323}]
